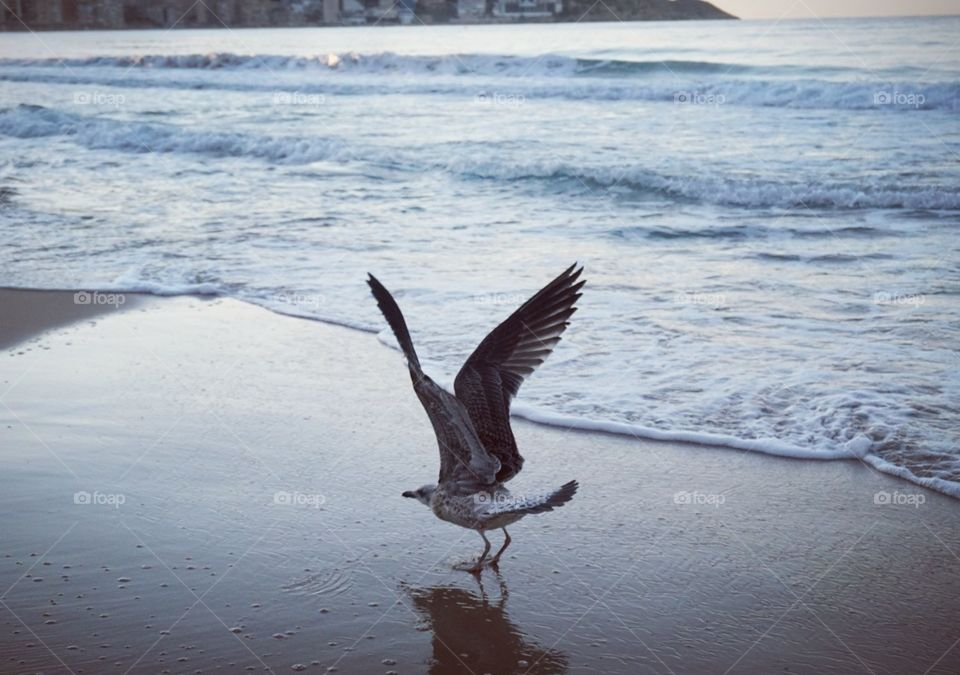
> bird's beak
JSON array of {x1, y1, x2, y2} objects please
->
[{"x1": 402, "y1": 491, "x2": 415, "y2": 498}]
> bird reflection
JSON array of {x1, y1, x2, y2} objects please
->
[{"x1": 406, "y1": 575, "x2": 568, "y2": 674}]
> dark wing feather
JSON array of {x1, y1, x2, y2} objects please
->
[
  {"x1": 367, "y1": 274, "x2": 499, "y2": 490},
  {"x1": 454, "y1": 264, "x2": 585, "y2": 483}
]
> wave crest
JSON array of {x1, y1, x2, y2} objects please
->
[
  {"x1": 0, "y1": 52, "x2": 755, "y2": 76},
  {"x1": 2, "y1": 104, "x2": 957, "y2": 210},
  {"x1": 2, "y1": 52, "x2": 957, "y2": 111}
]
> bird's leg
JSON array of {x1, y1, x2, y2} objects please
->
[
  {"x1": 467, "y1": 530, "x2": 492, "y2": 574},
  {"x1": 491, "y1": 528, "x2": 512, "y2": 565}
]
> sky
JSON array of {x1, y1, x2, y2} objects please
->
[{"x1": 712, "y1": 0, "x2": 960, "y2": 20}]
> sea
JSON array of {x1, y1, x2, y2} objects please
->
[{"x1": 1, "y1": 17, "x2": 958, "y2": 497}]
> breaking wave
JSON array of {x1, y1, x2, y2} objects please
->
[
  {"x1": 3, "y1": 104, "x2": 958, "y2": 210},
  {"x1": 0, "y1": 52, "x2": 775, "y2": 75},
  {"x1": 0, "y1": 104, "x2": 351, "y2": 164},
  {"x1": 2, "y1": 52, "x2": 958, "y2": 111}
]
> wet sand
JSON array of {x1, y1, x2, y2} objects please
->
[
  {"x1": 1, "y1": 290, "x2": 958, "y2": 674},
  {"x1": 0, "y1": 288, "x2": 141, "y2": 351}
]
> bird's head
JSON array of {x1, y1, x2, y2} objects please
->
[{"x1": 402, "y1": 484, "x2": 436, "y2": 507}]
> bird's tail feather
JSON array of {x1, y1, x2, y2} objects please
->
[
  {"x1": 484, "y1": 480, "x2": 579, "y2": 517},
  {"x1": 367, "y1": 273, "x2": 421, "y2": 371}
]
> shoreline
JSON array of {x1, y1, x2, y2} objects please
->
[
  {"x1": 0, "y1": 287, "x2": 143, "y2": 351},
  {"x1": 2, "y1": 288, "x2": 959, "y2": 673},
  {"x1": 4, "y1": 285, "x2": 956, "y2": 502}
]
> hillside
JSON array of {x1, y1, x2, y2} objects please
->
[{"x1": 561, "y1": 0, "x2": 736, "y2": 21}]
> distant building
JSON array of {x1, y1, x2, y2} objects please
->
[
  {"x1": 2, "y1": 0, "x2": 125, "y2": 28},
  {"x1": 5, "y1": 0, "x2": 54, "y2": 25},
  {"x1": 492, "y1": 0, "x2": 560, "y2": 18},
  {"x1": 211, "y1": 0, "x2": 237, "y2": 24},
  {"x1": 339, "y1": 0, "x2": 366, "y2": 23},
  {"x1": 0, "y1": 0, "x2": 344, "y2": 29},
  {"x1": 364, "y1": 0, "x2": 398, "y2": 22},
  {"x1": 416, "y1": 0, "x2": 453, "y2": 22},
  {"x1": 397, "y1": 0, "x2": 416, "y2": 23},
  {"x1": 457, "y1": 0, "x2": 485, "y2": 20},
  {"x1": 322, "y1": 0, "x2": 338, "y2": 23}
]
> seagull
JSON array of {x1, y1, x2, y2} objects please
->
[{"x1": 367, "y1": 264, "x2": 584, "y2": 573}]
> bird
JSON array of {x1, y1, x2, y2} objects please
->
[{"x1": 366, "y1": 264, "x2": 584, "y2": 573}]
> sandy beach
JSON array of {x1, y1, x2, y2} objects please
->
[{"x1": 0, "y1": 288, "x2": 957, "y2": 674}]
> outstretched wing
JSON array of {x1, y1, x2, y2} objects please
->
[
  {"x1": 367, "y1": 274, "x2": 499, "y2": 491},
  {"x1": 481, "y1": 480, "x2": 579, "y2": 517},
  {"x1": 454, "y1": 264, "x2": 585, "y2": 483}
]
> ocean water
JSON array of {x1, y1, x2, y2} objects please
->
[{"x1": 1, "y1": 18, "x2": 958, "y2": 497}]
